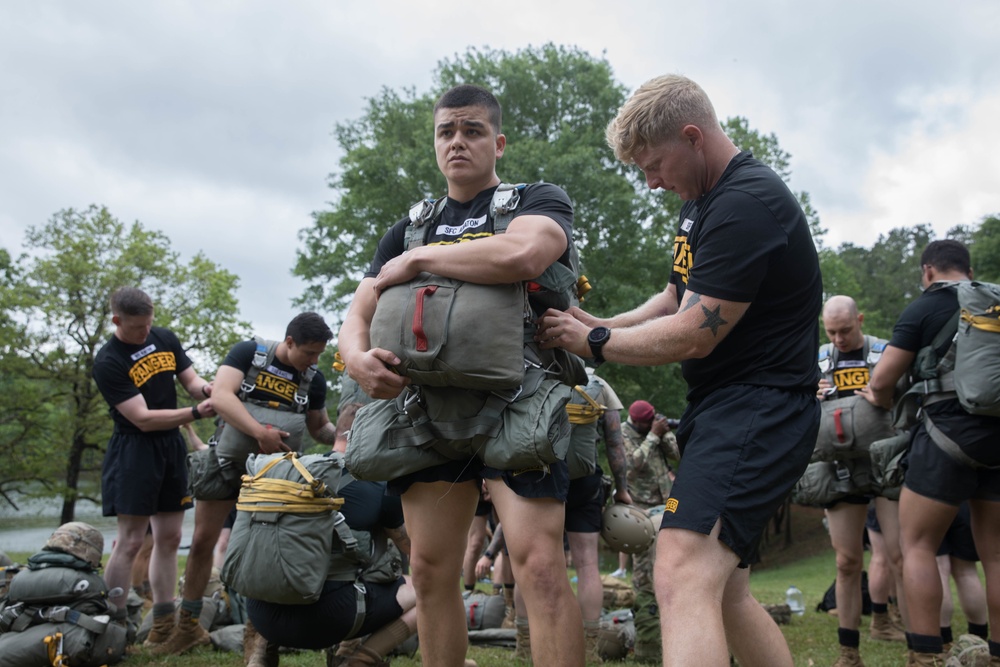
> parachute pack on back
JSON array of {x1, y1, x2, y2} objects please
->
[{"x1": 908, "y1": 281, "x2": 1000, "y2": 416}]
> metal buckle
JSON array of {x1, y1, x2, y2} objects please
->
[
  {"x1": 492, "y1": 187, "x2": 520, "y2": 215},
  {"x1": 409, "y1": 199, "x2": 435, "y2": 224}
]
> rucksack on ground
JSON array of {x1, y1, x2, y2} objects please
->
[
  {"x1": 0, "y1": 551, "x2": 126, "y2": 667},
  {"x1": 463, "y1": 592, "x2": 505, "y2": 631}
]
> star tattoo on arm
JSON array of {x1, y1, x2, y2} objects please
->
[{"x1": 699, "y1": 304, "x2": 728, "y2": 336}]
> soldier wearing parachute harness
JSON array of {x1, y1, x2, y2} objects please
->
[
  {"x1": 860, "y1": 240, "x2": 1000, "y2": 667},
  {"x1": 807, "y1": 295, "x2": 901, "y2": 667},
  {"x1": 339, "y1": 84, "x2": 588, "y2": 667},
  {"x1": 155, "y1": 312, "x2": 337, "y2": 658}
]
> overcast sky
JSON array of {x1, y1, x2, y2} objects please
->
[{"x1": 3, "y1": 1, "x2": 999, "y2": 344}]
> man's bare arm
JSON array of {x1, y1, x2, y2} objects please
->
[{"x1": 858, "y1": 345, "x2": 914, "y2": 410}]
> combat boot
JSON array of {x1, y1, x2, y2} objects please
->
[
  {"x1": 150, "y1": 607, "x2": 211, "y2": 655},
  {"x1": 514, "y1": 617, "x2": 531, "y2": 663},
  {"x1": 583, "y1": 620, "x2": 603, "y2": 664},
  {"x1": 870, "y1": 611, "x2": 905, "y2": 642},
  {"x1": 906, "y1": 650, "x2": 943, "y2": 667},
  {"x1": 831, "y1": 645, "x2": 865, "y2": 667},
  {"x1": 142, "y1": 613, "x2": 175, "y2": 649}
]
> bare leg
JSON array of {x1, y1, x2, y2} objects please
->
[
  {"x1": 463, "y1": 514, "x2": 489, "y2": 589},
  {"x1": 488, "y1": 479, "x2": 584, "y2": 667},
  {"x1": 899, "y1": 487, "x2": 958, "y2": 637},
  {"x1": 105, "y1": 514, "x2": 152, "y2": 610},
  {"x1": 968, "y1": 499, "x2": 1000, "y2": 640},
  {"x1": 876, "y1": 497, "x2": 909, "y2": 626},
  {"x1": 180, "y1": 499, "x2": 235, "y2": 604},
  {"x1": 147, "y1": 511, "x2": 184, "y2": 604},
  {"x1": 655, "y1": 519, "x2": 791, "y2": 667},
  {"x1": 950, "y1": 556, "x2": 988, "y2": 626},
  {"x1": 827, "y1": 502, "x2": 868, "y2": 632},
  {"x1": 567, "y1": 531, "x2": 602, "y2": 623},
  {"x1": 402, "y1": 480, "x2": 479, "y2": 667}
]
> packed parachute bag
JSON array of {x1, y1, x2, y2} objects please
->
[
  {"x1": 222, "y1": 451, "x2": 351, "y2": 605},
  {"x1": 0, "y1": 522, "x2": 127, "y2": 667},
  {"x1": 463, "y1": 592, "x2": 506, "y2": 631},
  {"x1": 598, "y1": 608, "x2": 635, "y2": 661}
]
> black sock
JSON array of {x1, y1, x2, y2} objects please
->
[
  {"x1": 152, "y1": 602, "x2": 175, "y2": 619},
  {"x1": 871, "y1": 602, "x2": 888, "y2": 614},
  {"x1": 967, "y1": 622, "x2": 988, "y2": 639},
  {"x1": 988, "y1": 639, "x2": 1000, "y2": 658},
  {"x1": 940, "y1": 626, "x2": 953, "y2": 644},
  {"x1": 909, "y1": 633, "x2": 943, "y2": 654},
  {"x1": 464, "y1": 584, "x2": 475, "y2": 591},
  {"x1": 838, "y1": 627, "x2": 860, "y2": 648}
]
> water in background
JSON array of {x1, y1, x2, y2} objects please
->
[{"x1": 0, "y1": 494, "x2": 196, "y2": 556}]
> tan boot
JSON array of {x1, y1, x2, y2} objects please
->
[
  {"x1": 142, "y1": 613, "x2": 175, "y2": 648},
  {"x1": 906, "y1": 650, "x2": 944, "y2": 667},
  {"x1": 584, "y1": 620, "x2": 603, "y2": 665},
  {"x1": 246, "y1": 637, "x2": 280, "y2": 667},
  {"x1": 149, "y1": 608, "x2": 211, "y2": 655},
  {"x1": 337, "y1": 644, "x2": 389, "y2": 666},
  {"x1": 514, "y1": 618, "x2": 531, "y2": 663},
  {"x1": 869, "y1": 611, "x2": 905, "y2": 642},
  {"x1": 831, "y1": 645, "x2": 865, "y2": 667},
  {"x1": 501, "y1": 586, "x2": 516, "y2": 629}
]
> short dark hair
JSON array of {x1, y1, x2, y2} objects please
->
[
  {"x1": 110, "y1": 287, "x2": 153, "y2": 317},
  {"x1": 921, "y1": 240, "x2": 971, "y2": 275},
  {"x1": 434, "y1": 84, "x2": 502, "y2": 134},
  {"x1": 285, "y1": 312, "x2": 333, "y2": 345}
]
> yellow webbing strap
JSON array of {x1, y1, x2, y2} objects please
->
[
  {"x1": 963, "y1": 308, "x2": 1000, "y2": 333},
  {"x1": 44, "y1": 632, "x2": 66, "y2": 667},
  {"x1": 565, "y1": 385, "x2": 606, "y2": 425},
  {"x1": 236, "y1": 452, "x2": 344, "y2": 513},
  {"x1": 332, "y1": 350, "x2": 346, "y2": 372}
]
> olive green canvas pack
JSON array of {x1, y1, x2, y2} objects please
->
[{"x1": 812, "y1": 395, "x2": 894, "y2": 462}]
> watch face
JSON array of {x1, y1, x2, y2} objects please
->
[{"x1": 588, "y1": 326, "x2": 610, "y2": 344}]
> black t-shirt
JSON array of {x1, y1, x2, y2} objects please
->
[
  {"x1": 668, "y1": 151, "x2": 822, "y2": 401},
  {"x1": 93, "y1": 327, "x2": 194, "y2": 434},
  {"x1": 365, "y1": 183, "x2": 574, "y2": 279},
  {"x1": 888, "y1": 284, "x2": 958, "y2": 356},
  {"x1": 221, "y1": 340, "x2": 327, "y2": 411}
]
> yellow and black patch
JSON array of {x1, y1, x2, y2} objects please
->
[
  {"x1": 128, "y1": 351, "x2": 177, "y2": 388},
  {"x1": 672, "y1": 234, "x2": 692, "y2": 285},
  {"x1": 254, "y1": 372, "x2": 300, "y2": 404}
]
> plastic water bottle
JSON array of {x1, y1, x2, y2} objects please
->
[{"x1": 785, "y1": 585, "x2": 805, "y2": 616}]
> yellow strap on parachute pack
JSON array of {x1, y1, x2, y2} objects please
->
[
  {"x1": 565, "y1": 384, "x2": 606, "y2": 425},
  {"x1": 963, "y1": 307, "x2": 1000, "y2": 333},
  {"x1": 236, "y1": 452, "x2": 344, "y2": 514}
]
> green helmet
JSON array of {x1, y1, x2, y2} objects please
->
[
  {"x1": 601, "y1": 503, "x2": 656, "y2": 555},
  {"x1": 45, "y1": 521, "x2": 104, "y2": 568}
]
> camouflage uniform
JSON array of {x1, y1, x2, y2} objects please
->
[{"x1": 621, "y1": 419, "x2": 678, "y2": 662}]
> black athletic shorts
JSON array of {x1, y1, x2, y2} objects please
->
[
  {"x1": 388, "y1": 457, "x2": 570, "y2": 502},
  {"x1": 101, "y1": 429, "x2": 193, "y2": 516},
  {"x1": 247, "y1": 577, "x2": 405, "y2": 648},
  {"x1": 865, "y1": 504, "x2": 881, "y2": 533},
  {"x1": 565, "y1": 469, "x2": 605, "y2": 533},
  {"x1": 475, "y1": 493, "x2": 493, "y2": 517},
  {"x1": 936, "y1": 503, "x2": 979, "y2": 561},
  {"x1": 662, "y1": 384, "x2": 819, "y2": 566},
  {"x1": 903, "y1": 413, "x2": 1000, "y2": 505}
]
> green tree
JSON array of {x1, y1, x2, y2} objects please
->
[
  {"x1": 0, "y1": 205, "x2": 249, "y2": 521},
  {"x1": 969, "y1": 214, "x2": 1000, "y2": 283},
  {"x1": 297, "y1": 45, "x2": 820, "y2": 416}
]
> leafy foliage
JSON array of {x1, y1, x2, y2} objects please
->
[{"x1": 0, "y1": 205, "x2": 249, "y2": 520}]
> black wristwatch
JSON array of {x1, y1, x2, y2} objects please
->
[{"x1": 587, "y1": 326, "x2": 611, "y2": 364}]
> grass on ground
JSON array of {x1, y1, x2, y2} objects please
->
[{"x1": 2, "y1": 505, "x2": 978, "y2": 666}]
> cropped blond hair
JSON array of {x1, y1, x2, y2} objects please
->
[{"x1": 606, "y1": 74, "x2": 719, "y2": 164}]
